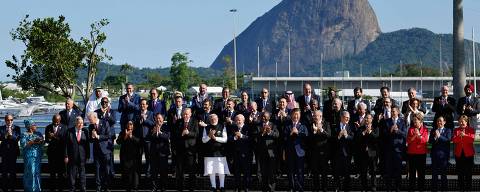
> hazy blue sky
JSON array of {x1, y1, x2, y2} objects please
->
[{"x1": 1, "y1": 0, "x2": 479, "y2": 81}]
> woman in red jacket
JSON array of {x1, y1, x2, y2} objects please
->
[
  {"x1": 406, "y1": 113, "x2": 428, "y2": 191},
  {"x1": 452, "y1": 115, "x2": 475, "y2": 191}
]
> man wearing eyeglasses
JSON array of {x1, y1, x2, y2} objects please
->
[{"x1": 0, "y1": 114, "x2": 21, "y2": 192}]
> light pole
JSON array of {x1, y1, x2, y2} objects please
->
[{"x1": 230, "y1": 9, "x2": 238, "y2": 90}]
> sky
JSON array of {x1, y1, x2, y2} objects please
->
[{"x1": 1, "y1": 0, "x2": 480, "y2": 82}]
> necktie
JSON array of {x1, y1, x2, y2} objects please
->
[
  {"x1": 153, "y1": 100, "x2": 157, "y2": 109},
  {"x1": 440, "y1": 128, "x2": 444, "y2": 134},
  {"x1": 306, "y1": 96, "x2": 310, "y2": 104},
  {"x1": 263, "y1": 100, "x2": 267, "y2": 108},
  {"x1": 77, "y1": 130, "x2": 81, "y2": 143}
]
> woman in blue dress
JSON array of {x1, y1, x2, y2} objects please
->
[{"x1": 20, "y1": 119, "x2": 44, "y2": 192}]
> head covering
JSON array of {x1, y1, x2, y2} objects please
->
[
  {"x1": 464, "y1": 84, "x2": 474, "y2": 92},
  {"x1": 24, "y1": 119, "x2": 36, "y2": 129}
]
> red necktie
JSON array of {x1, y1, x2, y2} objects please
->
[{"x1": 77, "y1": 130, "x2": 81, "y2": 143}]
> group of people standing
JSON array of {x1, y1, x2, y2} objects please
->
[{"x1": 1, "y1": 82, "x2": 479, "y2": 192}]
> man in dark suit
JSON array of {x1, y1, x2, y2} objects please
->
[
  {"x1": 401, "y1": 87, "x2": 427, "y2": 115},
  {"x1": 356, "y1": 114, "x2": 379, "y2": 191},
  {"x1": 190, "y1": 83, "x2": 213, "y2": 114},
  {"x1": 220, "y1": 99, "x2": 238, "y2": 126},
  {"x1": 428, "y1": 116, "x2": 452, "y2": 191},
  {"x1": 323, "y1": 88, "x2": 342, "y2": 119},
  {"x1": 65, "y1": 117, "x2": 90, "y2": 192},
  {"x1": 255, "y1": 88, "x2": 275, "y2": 113},
  {"x1": 45, "y1": 114, "x2": 67, "y2": 192},
  {"x1": 284, "y1": 108, "x2": 308, "y2": 192},
  {"x1": 118, "y1": 83, "x2": 141, "y2": 131},
  {"x1": 167, "y1": 96, "x2": 187, "y2": 128},
  {"x1": 172, "y1": 108, "x2": 198, "y2": 191},
  {"x1": 456, "y1": 84, "x2": 480, "y2": 128},
  {"x1": 296, "y1": 83, "x2": 320, "y2": 112},
  {"x1": 272, "y1": 97, "x2": 291, "y2": 179},
  {"x1": 256, "y1": 112, "x2": 279, "y2": 192},
  {"x1": 213, "y1": 87, "x2": 231, "y2": 116},
  {"x1": 148, "y1": 88, "x2": 167, "y2": 117},
  {"x1": 0, "y1": 114, "x2": 21, "y2": 192},
  {"x1": 134, "y1": 99, "x2": 155, "y2": 178},
  {"x1": 60, "y1": 98, "x2": 83, "y2": 128},
  {"x1": 373, "y1": 86, "x2": 398, "y2": 117},
  {"x1": 308, "y1": 110, "x2": 330, "y2": 192},
  {"x1": 195, "y1": 99, "x2": 213, "y2": 175},
  {"x1": 432, "y1": 86, "x2": 456, "y2": 129},
  {"x1": 95, "y1": 96, "x2": 117, "y2": 181},
  {"x1": 383, "y1": 106, "x2": 406, "y2": 191},
  {"x1": 149, "y1": 113, "x2": 170, "y2": 192},
  {"x1": 231, "y1": 114, "x2": 254, "y2": 191},
  {"x1": 87, "y1": 112, "x2": 113, "y2": 192},
  {"x1": 332, "y1": 111, "x2": 354, "y2": 192},
  {"x1": 347, "y1": 87, "x2": 371, "y2": 116},
  {"x1": 300, "y1": 99, "x2": 320, "y2": 127}
]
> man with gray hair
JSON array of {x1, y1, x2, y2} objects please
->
[
  {"x1": 332, "y1": 110, "x2": 354, "y2": 191},
  {"x1": 432, "y1": 85, "x2": 456, "y2": 129},
  {"x1": 60, "y1": 98, "x2": 82, "y2": 128},
  {"x1": 401, "y1": 87, "x2": 426, "y2": 114},
  {"x1": 231, "y1": 114, "x2": 254, "y2": 192},
  {"x1": 87, "y1": 112, "x2": 113, "y2": 192}
]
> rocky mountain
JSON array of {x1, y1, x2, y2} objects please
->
[{"x1": 209, "y1": 0, "x2": 381, "y2": 76}]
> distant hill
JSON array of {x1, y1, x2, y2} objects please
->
[
  {"x1": 209, "y1": 0, "x2": 480, "y2": 77},
  {"x1": 210, "y1": 0, "x2": 380, "y2": 76},
  {"x1": 315, "y1": 28, "x2": 480, "y2": 76}
]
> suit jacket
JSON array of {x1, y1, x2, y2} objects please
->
[
  {"x1": 0, "y1": 125, "x2": 21, "y2": 157},
  {"x1": 355, "y1": 125, "x2": 379, "y2": 157},
  {"x1": 190, "y1": 94, "x2": 213, "y2": 114},
  {"x1": 284, "y1": 121, "x2": 308, "y2": 158},
  {"x1": 332, "y1": 122, "x2": 354, "y2": 158},
  {"x1": 148, "y1": 99, "x2": 167, "y2": 117},
  {"x1": 95, "y1": 108, "x2": 117, "y2": 127},
  {"x1": 148, "y1": 124, "x2": 170, "y2": 157},
  {"x1": 428, "y1": 127, "x2": 451, "y2": 160},
  {"x1": 307, "y1": 121, "x2": 331, "y2": 155},
  {"x1": 220, "y1": 109, "x2": 238, "y2": 126},
  {"x1": 300, "y1": 110, "x2": 315, "y2": 128},
  {"x1": 89, "y1": 120, "x2": 112, "y2": 156},
  {"x1": 118, "y1": 93, "x2": 141, "y2": 128},
  {"x1": 166, "y1": 105, "x2": 186, "y2": 128},
  {"x1": 383, "y1": 117, "x2": 407, "y2": 153},
  {"x1": 213, "y1": 98, "x2": 229, "y2": 116},
  {"x1": 456, "y1": 96, "x2": 480, "y2": 117},
  {"x1": 235, "y1": 102, "x2": 250, "y2": 116},
  {"x1": 59, "y1": 109, "x2": 83, "y2": 129},
  {"x1": 452, "y1": 126, "x2": 475, "y2": 158},
  {"x1": 172, "y1": 118, "x2": 198, "y2": 155},
  {"x1": 347, "y1": 98, "x2": 371, "y2": 115},
  {"x1": 255, "y1": 97, "x2": 275, "y2": 113},
  {"x1": 256, "y1": 121, "x2": 279, "y2": 158},
  {"x1": 373, "y1": 97, "x2": 398, "y2": 115},
  {"x1": 432, "y1": 96, "x2": 456, "y2": 128},
  {"x1": 296, "y1": 94, "x2": 320, "y2": 112},
  {"x1": 133, "y1": 110, "x2": 155, "y2": 140},
  {"x1": 229, "y1": 123, "x2": 253, "y2": 155},
  {"x1": 44, "y1": 123, "x2": 67, "y2": 157},
  {"x1": 401, "y1": 99, "x2": 427, "y2": 114},
  {"x1": 65, "y1": 127, "x2": 90, "y2": 163}
]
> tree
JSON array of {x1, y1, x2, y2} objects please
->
[
  {"x1": 120, "y1": 63, "x2": 134, "y2": 83},
  {"x1": 222, "y1": 55, "x2": 235, "y2": 89},
  {"x1": 170, "y1": 52, "x2": 192, "y2": 93},
  {"x1": 82, "y1": 19, "x2": 112, "y2": 98},
  {"x1": 5, "y1": 15, "x2": 87, "y2": 98}
]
